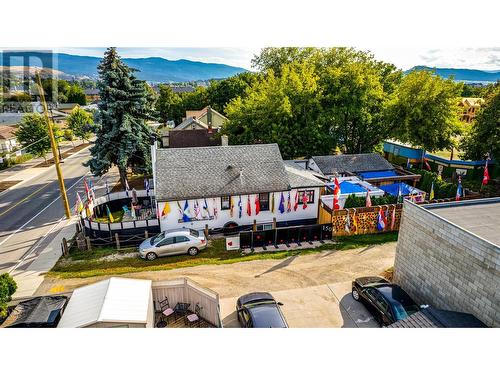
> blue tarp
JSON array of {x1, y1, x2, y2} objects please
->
[
  {"x1": 327, "y1": 181, "x2": 367, "y2": 194},
  {"x1": 358, "y1": 170, "x2": 398, "y2": 179},
  {"x1": 379, "y1": 182, "x2": 418, "y2": 196}
]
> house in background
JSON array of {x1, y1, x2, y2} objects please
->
[
  {"x1": 153, "y1": 143, "x2": 325, "y2": 233},
  {"x1": 0, "y1": 125, "x2": 18, "y2": 152},
  {"x1": 459, "y1": 97, "x2": 485, "y2": 123},
  {"x1": 308, "y1": 152, "x2": 420, "y2": 186},
  {"x1": 83, "y1": 88, "x2": 100, "y2": 103},
  {"x1": 178, "y1": 106, "x2": 227, "y2": 130}
]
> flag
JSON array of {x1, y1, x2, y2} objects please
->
[
  {"x1": 88, "y1": 179, "x2": 96, "y2": 201},
  {"x1": 132, "y1": 188, "x2": 138, "y2": 205},
  {"x1": 85, "y1": 204, "x2": 92, "y2": 220},
  {"x1": 131, "y1": 203, "x2": 136, "y2": 220},
  {"x1": 424, "y1": 158, "x2": 431, "y2": 171},
  {"x1": 456, "y1": 176, "x2": 463, "y2": 201},
  {"x1": 161, "y1": 202, "x2": 171, "y2": 217},
  {"x1": 344, "y1": 209, "x2": 351, "y2": 233},
  {"x1": 194, "y1": 200, "x2": 201, "y2": 219},
  {"x1": 429, "y1": 181, "x2": 435, "y2": 201},
  {"x1": 246, "y1": 195, "x2": 252, "y2": 216},
  {"x1": 230, "y1": 196, "x2": 234, "y2": 217},
  {"x1": 286, "y1": 192, "x2": 291, "y2": 212},
  {"x1": 212, "y1": 198, "x2": 218, "y2": 219},
  {"x1": 203, "y1": 198, "x2": 209, "y2": 218},
  {"x1": 124, "y1": 179, "x2": 130, "y2": 197},
  {"x1": 391, "y1": 206, "x2": 396, "y2": 231},
  {"x1": 106, "y1": 205, "x2": 114, "y2": 223},
  {"x1": 144, "y1": 178, "x2": 150, "y2": 195},
  {"x1": 271, "y1": 192, "x2": 275, "y2": 213},
  {"x1": 397, "y1": 183, "x2": 403, "y2": 204},
  {"x1": 406, "y1": 158, "x2": 411, "y2": 169},
  {"x1": 176, "y1": 201, "x2": 183, "y2": 216},
  {"x1": 352, "y1": 210, "x2": 358, "y2": 234},
  {"x1": 293, "y1": 191, "x2": 299, "y2": 211},
  {"x1": 238, "y1": 196, "x2": 242, "y2": 218},
  {"x1": 105, "y1": 179, "x2": 110, "y2": 195},
  {"x1": 483, "y1": 159, "x2": 490, "y2": 185},
  {"x1": 255, "y1": 195, "x2": 260, "y2": 215},
  {"x1": 182, "y1": 200, "x2": 191, "y2": 222},
  {"x1": 366, "y1": 191, "x2": 372, "y2": 207},
  {"x1": 84, "y1": 178, "x2": 91, "y2": 201},
  {"x1": 333, "y1": 177, "x2": 341, "y2": 210},
  {"x1": 279, "y1": 192, "x2": 285, "y2": 214},
  {"x1": 75, "y1": 192, "x2": 84, "y2": 215},
  {"x1": 302, "y1": 191, "x2": 308, "y2": 209},
  {"x1": 377, "y1": 208, "x2": 386, "y2": 231}
]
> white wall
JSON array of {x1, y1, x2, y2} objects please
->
[{"x1": 157, "y1": 188, "x2": 320, "y2": 232}]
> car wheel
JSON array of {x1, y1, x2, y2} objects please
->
[
  {"x1": 188, "y1": 247, "x2": 199, "y2": 256},
  {"x1": 146, "y1": 252, "x2": 157, "y2": 261},
  {"x1": 352, "y1": 289, "x2": 360, "y2": 301}
]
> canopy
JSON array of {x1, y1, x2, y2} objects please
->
[
  {"x1": 379, "y1": 182, "x2": 422, "y2": 196},
  {"x1": 358, "y1": 170, "x2": 398, "y2": 179}
]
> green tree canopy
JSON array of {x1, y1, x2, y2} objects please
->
[
  {"x1": 156, "y1": 84, "x2": 184, "y2": 124},
  {"x1": 67, "y1": 107, "x2": 94, "y2": 141},
  {"x1": 461, "y1": 84, "x2": 500, "y2": 161},
  {"x1": 206, "y1": 72, "x2": 259, "y2": 114},
  {"x1": 15, "y1": 113, "x2": 52, "y2": 159},
  {"x1": 385, "y1": 70, "x2": 463, "y2": 152},
  {"x1": 0, "y1": 273, "x2": 17, "y2": 318},
  {"x1": 66, "y1": 84, "x2": 87, "y2": 105},
  {"x1": 85, "y1": 48, "x2": 154, "y2": 186}
]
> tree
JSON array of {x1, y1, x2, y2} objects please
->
[
  {"x1": 85, "y1": 48, "x2": 154, "y2": 187},
  {"x1": 461, "y1": 84, "x2": 500, "y2": 161},
  {"x1": 206, "y1": 72, "x2": 259, "y2": 114},
  {"x1": 41, "y1": 78, "x2": 70, "y2": 103},
  {"x1": 67, "y1": 107, "x2": 94, "y2": 142},
  {"x1": 0, "y1": 273, "x2": 17, "y2": 319},
  {"x1": 66, "y1": 84, "x2": 87, "y2": 105},
  {"x1": 156, "y1": 84, "x2": 183, "y2": 124},
  {"x1": 224, "y1": 63, "x2": 333, "y2": 159},
  {"x1": 15, "y1": 113, "x2": 52, "y2": 160},
  {"x1": 385, "y1": 70, "x2": 463, "y2": 152},
  {"x1": 251, "y1": 47, "x2": 317, "y2": 75}
]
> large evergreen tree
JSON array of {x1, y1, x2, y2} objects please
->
[{"x1": 86, "y1": 48, "x2": 154, "y2": 187}]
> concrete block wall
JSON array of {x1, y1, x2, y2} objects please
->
[{"x1": 394, "y1": 201, "x2": 500, "y2": 327}]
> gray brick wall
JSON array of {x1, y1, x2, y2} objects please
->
[{"x1": 394, "y1": 201, "x2": 500, "y2": 327}]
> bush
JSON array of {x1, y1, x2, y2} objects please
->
[
  {"x1": 0, "y1": 273, "x2": 17, "y2": 318},
  {"x1": 344, "y1": 194, "x2": 397, "y2": 209},
  {"x1": 63, "y1": 129, "x2": 74, "y2": 142},
  {"x1": 412, "y1": 168, "x2": 458, "y2": 199}
]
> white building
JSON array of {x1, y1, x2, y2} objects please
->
[{"x1": 152, "y1": 143, "x2": 325, "y2": 232}]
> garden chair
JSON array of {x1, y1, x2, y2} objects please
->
[
  {"x1": 157, "y1": 297, "x2": 174, "y2": 327},
  {"x1": 186, "y1": 303, "x2": 203, "y2": 327}
]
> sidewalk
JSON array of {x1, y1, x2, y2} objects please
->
[{"x1": 10, "y1": 217, "x2": 78, "y2": 299}]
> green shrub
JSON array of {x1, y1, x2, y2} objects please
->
[
  {"x1": 0, "y1": 273, "x2": 17, "y2": 318},
  {"x1": 344, "y1": 193, "x2": 397, "y2": 209},
  {"x1": 412, "y1": 168, "x2": 459, "y2": 199}
]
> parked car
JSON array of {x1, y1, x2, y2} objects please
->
[
  {"x1": 138, "y1": 228, "x2": 207, "y2": 260},
  {"x1": 352, "y1": 276, "x2": 420, "y2": 326},
  {"x1": 236, "y1": 292, "x2": 288, "y2": 328}
]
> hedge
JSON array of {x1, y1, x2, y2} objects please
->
[
  {"x1": 344, "y1": 193, "x2": 397, "y2": 209},
  {"x1": 412, "y1": 168, "x2": 458, "y2": 199},
  {"x1": 0, "y1": 273, "x2": 17, "y2": 318}
]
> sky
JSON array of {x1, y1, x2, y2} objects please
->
[{"x1": 57, "y1": 47, "x2": 500, "y2": 71}]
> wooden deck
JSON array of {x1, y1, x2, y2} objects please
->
[{"x1": 155, "y1": 312, "x2": 216, "y2": 328}]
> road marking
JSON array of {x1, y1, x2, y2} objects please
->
[{"x1": 0, "y1": 181, "x2": 52, "y2": 218}]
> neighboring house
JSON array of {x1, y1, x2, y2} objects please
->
[
  {"x1": 165, "y1": 128, "x2": 227, "y2": 148},
  {"x1": 153, "y1": 143, "x2": 325, "y2": 232},
  {"x1": 178, "y1": 106, "x2": 227, "y2": 130},
  {"x1": 0, "y1": 125, "x2": 18, "y2": 152},
  {"x1": 171, "y1": 85, "x2": 195, "y2": 94},
  {"x1": 459, "y1": 97, "x2": 485, "y2": 123},
  {"x1": 83, "y1": 88, "x2": 100, "y2": 103},
  {"x1": 308, "y1": 153, "x2": 420, "y2": 186}
]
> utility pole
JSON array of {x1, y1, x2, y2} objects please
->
[{"x1": 35, "y1": 72, "x2": 71, "y2": 219}]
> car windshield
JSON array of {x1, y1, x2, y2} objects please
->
[{"x1": 150, "y1": 232, "x2": 165, "y2": 245}]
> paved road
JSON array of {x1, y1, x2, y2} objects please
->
[{"x1": 0, "y1": 147, "x2": 95, "y2": 274}]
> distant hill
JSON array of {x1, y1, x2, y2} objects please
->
[
  {"x1": 0, "y1": 52, "x2": 247, "y2": 82},
  {"x1": 407, "y1": 66, "x2": 500, "y2": 83}
]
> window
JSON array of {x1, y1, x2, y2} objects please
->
[
  {"x1": 174, "y1": 236, "x2": 190, "y2": 243},
  {"x1": 221, "y1": 196, "x2": 231, "y2": 210},
  {"x1": 298, "y1": 190, "x2": 315, "y2": 204},
  {"x1": 157, "y1": 237, "x2": 174, "y2": 246},
  {"x1": 258, "y1": 193, "x2": 270, "y2": 211}
]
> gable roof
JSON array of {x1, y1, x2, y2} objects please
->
[
  {"x1": 284, "y1": 161, "x2": 325, "y2": 188},
  {"x1": 175, "y1": 116, "x2": 210, "y2": 130},
  {"x1": 57, "y1": 277, "x2": 152, "y2": 328},
  {"x1": 0, "y1": 125, "x2": 17, "y2": 140},
  {"x1": 311, "y1": 153, "x2": 394, "y2": 175},
  {"x1": 155, "y1": 144, "x2": 292, "y2": 201},
  {"x1": 388, "y1": 307, "x2": 487, "y2": 328}
]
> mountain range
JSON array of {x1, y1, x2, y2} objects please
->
[
  {"x1": 0, "y1": 52, "x2": 247, "y2": 82},
  {"x1": 407, "y1": 66, "x2": 500, "y2": 83}
]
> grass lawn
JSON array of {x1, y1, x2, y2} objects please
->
[{"x1": 48, "y1": 232, "x2": 398, "y2": 279}]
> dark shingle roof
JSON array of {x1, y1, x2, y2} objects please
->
[
  {"x1": 388, "y1": 308, "x2": 487, "y2": 328},
  {"x1": 311, "y1": 153, "x2": 394, "y2": 175},
  {"x1": 155, "y1": 144, "x2": 292, "y2": 201},
  {"x1": 2, "y1": 296, "x2": 67, "y2": 328}
]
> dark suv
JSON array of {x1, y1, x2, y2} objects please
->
[
  {"x1": 236, "y1": 292, "x2": 288, "y2": 328},
  {"x1": 352, "y1": 276, "x2": 420, "y2": 326}
]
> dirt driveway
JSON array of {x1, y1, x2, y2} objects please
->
[{"x1": 37, "y1": 242, "x2": 396, "y2": 327}]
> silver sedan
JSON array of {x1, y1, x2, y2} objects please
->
[{"x1": 138, "y1": 228, "x2": 207, "y2": 260}]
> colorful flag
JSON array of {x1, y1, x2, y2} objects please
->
[
  {"x1": 255, "y1": 194, "x2": 260, "y2": 215},
  {"x1": 131, "y1": 203, "x2": 136, "y2": 220},
  {"x1": 182, "y1": 200, "x2": 191, "y2": 222},
  {"x1": 352, "y1": 210, "x2": 358, "y2": 234},
  {"x1": 271, "y1": 192, "x2": 275, "y2": 213},
  {"x1": 144, "y1": 178, "x2": 150, "y2": 195},
  {"x1": 212, "y1": 198, "x2": 218, "y2": 219},
  {"x1": 293, "y1": 191, "x2": 299, "y2": 211},
  {"x1": 279, "y1": 192, "x2": 285, "y2": 214},
  {"x1": 391, "y1": 206, "x2": 396, "y2": 231},
  {"x1": 344, "y1": 209, "x2": 351, "y2": 233},
  {"x1": 406, "y1": 158, "x2": 411, "y2": 169},
  {"x1": 230, "y1": 196, "x2": 234, "y2": 217},
  {"x1": 176, "y1": 201, "x2": 183, "y2": 216},
  {"x1": 429, "y1": 181, "x2": 435, "y2": 201},
  {"x1": 424, "y1": 158, "x2": 431, "y2": 171},
  {"x1": 105, "y1": 179, "x2": 110, "y2": 195},
  {"x1": 124, "y1": 179, "x2": 130, "y2": 197},
  {"x1": 132, "y1": 188, "x2": 138, "y2": 205},
  {"x1": 397, "y1": 183, "x2": 403, "y2": 203},
  {"x1": 194, "y1": 200, "x2": 201, "y2": 219},
  {"x1": 106, "y1": 205, "x2": 114, "y2": 223},
  {"x1": 333, "y1": 177, "x2": 341, "y2": 210},
  {"x1": 238, "y1": 196, "x2": 242, "y2": 218},
  {"x1": 366, "y1": 191, "x2": 372, "y2": 207},
  {"x1": 75, "y1": 192, "x2": 84, "y2": 215},
  {"x1": 286, "y1": 192, "x2": 291, "y2": 213},
  {"x1": 483, "y1": 159, "x2": 490, "y2": 185},
  {"x1": 246, "y1": 195, "x2": 252, "y2": 216},
  {"x1": 203, "y1": 198, "x2": 209, "y2": 218},
  {"x1": 377, "y1": 208, "x2": 386, "y2": 231},
  {"x1": 456, "y1": 176, "x2": 463, "y2": 201},
  {"x1": 88, "y1": 179, "x2": 96, "y2": 201},
  {"x1": 161, "y1": 202, "x2": 171, "y2": 217},
  {"x1": 85, "y1": 204, "x2": 92, "y2": 220},
  {"x1": 302, "y1": 191, "x2": 308, "y2": 209},
  {"x1": 84, "y1": 178, "x2": 91, "y2": 201}
]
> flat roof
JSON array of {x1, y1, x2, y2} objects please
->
[{"x1": 426, "y1": 199, "x2": 500, "y2": 247}]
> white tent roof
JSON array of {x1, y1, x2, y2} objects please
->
[{"x1": 58, "y1": 277, "x2": 152, "y2": 328}]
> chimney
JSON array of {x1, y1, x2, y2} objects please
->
[{"x1": 221, "y1": 135, "x2": 229, "y2": 146}]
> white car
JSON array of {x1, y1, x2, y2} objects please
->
[{"x1": 138, "y1": 228, "x2": 207, "y2": 260}]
